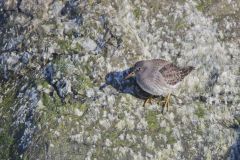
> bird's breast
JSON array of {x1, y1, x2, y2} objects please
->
[{"x1": 136, "y1": 76, "x2": 165, "y2": 96}]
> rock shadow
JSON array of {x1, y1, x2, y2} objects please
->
[
  {"x1": 100, "y1": 67, "x2": 158, "y2": 100},
  {"x1": 224, "y1": 123, "x2": 240, "y2": 159}
]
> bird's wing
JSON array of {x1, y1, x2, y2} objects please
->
[{"x1": 159, "y1": 63, "x2": 194, "y2": 85}]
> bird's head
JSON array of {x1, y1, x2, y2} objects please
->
[{"x1": 124, "y1": 61, "x2": 145, "y2": 80}]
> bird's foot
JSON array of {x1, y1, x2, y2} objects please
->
[
  {"x1": 160, "y1": 93, "x2": 171, "y2": 112},
  {"x1": 143, "y1": 96, "x2": 153, "y2": 107}
]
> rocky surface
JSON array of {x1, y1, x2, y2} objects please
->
[{"x1": 0, "y1": 0, "x2": 240, "y2": 159}]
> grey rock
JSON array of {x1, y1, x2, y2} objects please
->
[{"x1": 0, "y1": 0, "x2": 239, "y2": 159}]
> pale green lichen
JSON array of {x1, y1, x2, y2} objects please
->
[
  {"x1": 175, "y1": 20, "x2": 188, "y2": 30},
  {"x1": 196, "y1": 125, "x2": 203, "y2": 135},
  {"x1": 55, "y1": 58, "x2": 68, "y2": 74},
  {"x1": 104, "y1": 130, "x2": 120, "y2": 141},
  {"x1": 64, "y1": 29, "x2": 77, "y2": 38},
  {"x1": 146, "y1": 111, "x2": 160, "y2": 132},
  {"x1": 158, "y1": 123, "x2": 176, "y2": 144},
  {"x1": 57, "y1": 39, "x2": 72, "y2": 52},
  {"x1": 167, "y1": 132, "x2": 177, "y2": 145},
  {"x1": 133, "y1": 7, "x2": 141, "y2": 20},
  {"x1": 79, "y1": 103, "x2": 88, "y2": 112},
  {"x1": 35, "y1": 79, "x2": 51, "y2": 89}
]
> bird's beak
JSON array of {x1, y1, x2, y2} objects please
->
[{"x1": 124, "y1": 72, "x2": 135, "y2": 80}]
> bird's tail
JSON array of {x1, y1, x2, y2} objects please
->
[{"x1": 181, "y1": 66, "x2": 195, "y2": 77}]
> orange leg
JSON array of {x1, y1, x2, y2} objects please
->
[{"x1": 160, "y1": 93, "x2": 171, "y2": 112}]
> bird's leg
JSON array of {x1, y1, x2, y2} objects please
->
[
  {"x1": 161, "y1": 93, "x2": 171, "y2": 112},
  {"x1": 143, "y1": 96, "x2": 153, "y2": 107}
]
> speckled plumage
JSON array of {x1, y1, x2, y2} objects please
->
[{"x1": 131, "y1": 59, "x2": 194, "y2": 96}]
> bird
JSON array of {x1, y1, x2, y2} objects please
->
[{"x1": 124, "y1": 59, "x2": 194, "y2": 111}]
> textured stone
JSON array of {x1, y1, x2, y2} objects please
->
[{"x1": 0, "y1": 0, "x2": 240, "y2": 159}]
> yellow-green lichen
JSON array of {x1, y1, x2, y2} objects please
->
[
  {"x1": 57, "y1": 39, "x2": 83, "y2": 54},
  {"x1": 159, "y1": 126, "x2": 176, "y2": 145},
  {"x1": 88, "y1": 0, "x2": 95, "y2": 6},
  {"x1": 105, "y1": 130, "x2": 120, "y2": 141},
  {"x1": 196, "y1": 0, "x2": 213, "y2": 12},
  {"x1": 146, "y1": 111, "x2": 160, "y2": 132},
  {"x1": 75, "y1": 42, "x2": 84, "y2": 52},
  {"x1": 79, "y1": 103, "x2": 88, "y2": 112},
  {"x1": 42, "y1": 92, "x2": 63, "y2": 110},
  {"x1": 42, "y1": 92, "x2": 54, "y2": 108},
  {"x1": 42, "y1": 81, "x2": 50, "y2": 89}
]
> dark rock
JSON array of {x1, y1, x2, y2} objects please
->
[
  {"x1": 54, "y1": 78, "x2": 67, "y2": 103},
  {"x1": 0, "y1": 55, "x2": 9, "y2": 81},
  {"x1": 43, "y1": 63, "x2": 55, "y2": 84},
  {"x1": 19, "y1": 51, "x2": 31, "y2": 64}
]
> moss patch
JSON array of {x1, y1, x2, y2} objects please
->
[
  {"x1": 0, "y1": 88, "x2": 16, "y2": 159},
  {"x1": 75, "y1": 75, "x2": 94, "y2": 92},
  {"x1": 0, "y1": 130, "x2": 14, "y2": 159},
  {"x1": 42, "y1": 92, "x2": 60, "y2": 108},
  {"x1": 57, "y1": 39, "x2": 83, "y2": 54},
  {"x1": 29, "y1": 91, "x2": 90, "y2": 159}
]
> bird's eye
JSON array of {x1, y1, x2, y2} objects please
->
[{"x1": 137, "y1": 67, "x2": 141, "y2": 71}]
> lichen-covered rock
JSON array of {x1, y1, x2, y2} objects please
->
[{"x1": 0, "y1": 0, "x2": 240, "y2": 159}]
